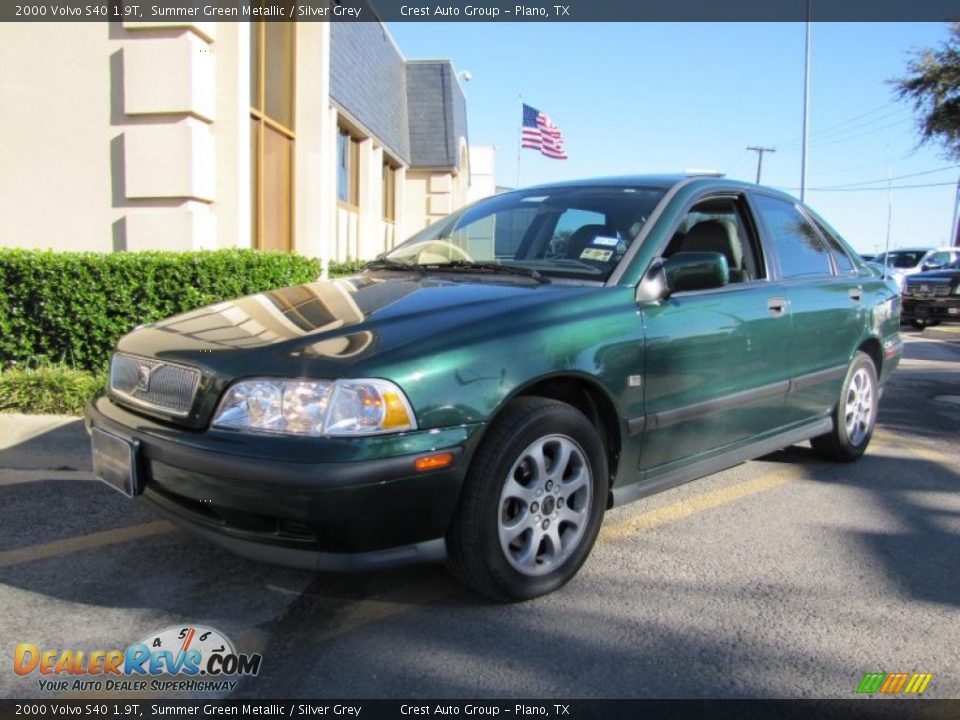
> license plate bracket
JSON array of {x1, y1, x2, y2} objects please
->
[{"x1": 91, "y1": 427, "x2": 141, "y2": 498}]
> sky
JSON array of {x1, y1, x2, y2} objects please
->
[{"x1": 387, "y1": 22, "x2": 960, "y2": 254}]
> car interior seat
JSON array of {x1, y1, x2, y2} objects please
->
[{"x1": 679, "y1": 219, "x2": 751, "y2": 282}]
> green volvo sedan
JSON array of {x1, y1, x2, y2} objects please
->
[{"x1": 87, "y1": 175, "x2": 903, "y2": 601}]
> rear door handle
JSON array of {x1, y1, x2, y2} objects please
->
[
  {"x1": 767, "y1": 297, "x2": 788, "y2": 318},
  {"x1": 849, "y1": 286, "x2": 862, "y2": 302}
]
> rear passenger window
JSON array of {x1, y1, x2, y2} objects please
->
[
  {"x1": 753, "y1": 195, "x2": 833, "y2": 278},
  {"x1": 809, "y1": 215, "x2": 856, "y2": 275}
]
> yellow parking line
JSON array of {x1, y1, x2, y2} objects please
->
[
  {"x1": 599, "y1": 466, "x2": 802, "y2": 544},
  {"x1": 0, "y1": 520, "x2": 175, "y2": 569}
]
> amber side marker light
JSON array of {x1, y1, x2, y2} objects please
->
[{"x1": 415, "y1": 452, "x2": 455, "y2": 471}]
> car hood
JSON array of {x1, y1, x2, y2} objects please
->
[
  {"x1": 116, "y1": 273, "x2": 600, "y2": 378},
  {"x1": 906, "y1": 268, "x2": 960, "y2": 281}
]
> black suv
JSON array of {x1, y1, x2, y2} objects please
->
[{"x1": 901, "y1": 259, "x2": 960, "y2": 329}]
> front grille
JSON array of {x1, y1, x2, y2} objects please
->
[
  {"x1": 109, "y1": 353, "x2": 201, "y2": 417},
  {"x1": 905, "y1": 279, "x2": 951, "y2": 297}
]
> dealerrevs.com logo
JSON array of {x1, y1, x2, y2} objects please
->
[{"x1": 14, "y1": 625, "x2": 262, "y2": 693}]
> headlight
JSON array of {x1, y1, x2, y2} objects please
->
[{"x1": 212, "y1": 378, "x2": 416, "y2": 436}]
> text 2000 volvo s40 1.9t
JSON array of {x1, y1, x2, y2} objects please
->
[{"x1": 87, "y1": 175, "x2": 903, "y2": 601}]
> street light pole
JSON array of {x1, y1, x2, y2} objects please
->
[{"x1": 800, "y1": 1, "x2": 812, "y2": 202}]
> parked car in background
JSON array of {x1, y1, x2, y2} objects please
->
[
  {"x1": 901, "y1": 258, "x2": 960, "y2": 329},
  {"x1": 872, "y1": 247, "x2": 960, "y2": 290},
  {"x1": 860, "y1": 253, "x2": 876, "y2": 263},
  {"x1": 86, "y1": 175, "x2": 903, "y2": 601}
]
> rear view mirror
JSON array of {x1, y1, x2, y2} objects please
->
[{"x1": 663, "y1": 252, "x2": 729, "y2": 294}]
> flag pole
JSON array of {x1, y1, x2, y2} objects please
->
[{"x1": 516, "y1": 94, "x2": 523, "y2": 189}]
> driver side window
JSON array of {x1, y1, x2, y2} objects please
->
[{"x1": 664, "y1": 197, "x2": 764, "y2": 283}]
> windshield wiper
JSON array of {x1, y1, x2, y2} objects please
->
[
  {"x1": 362, "y1": 258, "x2": 424, "y2": 275},
  {"x1": 419, "y1": 260, "x2": 549, "y2": 284}
]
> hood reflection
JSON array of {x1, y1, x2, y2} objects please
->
[{"x1": 151, "y1": 276, "x2": 418, "y2": 356}]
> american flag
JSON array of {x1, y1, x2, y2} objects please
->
[{"x1": 521, "y1": 103, "x2": 568, "y2": 160}]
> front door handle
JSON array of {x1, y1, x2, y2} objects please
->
[
  {"x1": 849, "y1": 286, "x2": 862, "y2": 303},
  {"x1": 767, "y1": 297, "x2": 788, "y2": 318}
]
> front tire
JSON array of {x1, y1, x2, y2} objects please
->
[
  {"x1": 446, "y1": 397, "x2": 608, "y2": 602},
  {"x1": 811, "y1": 351, "x2": 879, "y2": 462}
]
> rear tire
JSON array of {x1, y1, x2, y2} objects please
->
[
  {"x1": 446, "y1": 397, "x2": 608, "y2": 602},
  {"x1": 811, "y1": 351, "x2": 879, "y2": 462}
]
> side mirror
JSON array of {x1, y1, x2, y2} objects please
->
[
  {"x1": 663, "y1": 252, "x2": 729, "y2": 294},
  {"x1": 922, "y1": 261, "x2": 942, "y2": 271}
]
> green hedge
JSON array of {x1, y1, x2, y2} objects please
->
[
  {"x1": 0, "y1": 364, "x2": 105, "y2": 415},
  {"x1": 0, "y1": 249, "x2": 335, "y2": 373}
]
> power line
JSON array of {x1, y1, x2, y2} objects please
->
[
  {"x1": 801, "y1": 165, "x2": 958, "y2": 190},
  {"x1": 767, "y1": 100, "x2": 901, "y2": 147},
  {"x1": 777, "y1": 106, "x2": 909, "y2": 149},
  {"x1": 778, "y1": 181, "x2": 956, "y2": 192},
  {"x1": 804, "y1": 117, "x2": 912, "y2": 150}
]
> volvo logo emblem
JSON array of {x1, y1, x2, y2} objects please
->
[{"x1": 135, "y1": 363, "x2": 154, "y2": 392}]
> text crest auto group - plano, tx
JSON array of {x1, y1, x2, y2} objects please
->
[{"x1": 401, "y1": 5, "x2": 562, "y2": 17}]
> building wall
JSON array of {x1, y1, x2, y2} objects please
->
[
  {"x1": 467, "y1": 145, "x2": 497, "y2": 203},
  {"x1": 1, "y1": 23, "x2": 118, "y2": 251},
  {"x1": 0, "y1": 21, "x2": 477, "y2": 262}
]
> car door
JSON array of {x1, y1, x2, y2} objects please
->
[
  {"x1": 750, "y1": 193, "x2": 861, "y2": 424},
  {"x1": 638, "y1": 193, "x2": 796, "y2": 474}
]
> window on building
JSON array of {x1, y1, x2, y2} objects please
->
[
  {"x1": 753, "y1": 195, "x2": 833, "y2": 278},
  {"x1": 250, "y1": 21, "x2": 295, "y2": 252},
  {"x1": 382, "y1": 162, "x2": 397, "y2": 222},
  {"x1": 337, "y1": 128, "x2": 359, "y2": 207}
]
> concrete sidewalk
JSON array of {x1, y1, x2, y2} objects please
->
[{"x1": 0, "y1": 413, "x2": 91, "y2": 473}]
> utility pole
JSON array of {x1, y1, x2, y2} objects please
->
[
  {"x1": 746, "y1": 146, "x2": 776, "y2": 184},
  {"x1": 950, "y1": 175, "x2": 960, "y2": 245}
]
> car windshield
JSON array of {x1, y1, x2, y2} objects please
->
[
  {"x1": 873, "y1": 250, "x2": 928, "y2": 269},
  {"x1": 384, "y1": 185, "x2": 666, "y2": 282}
]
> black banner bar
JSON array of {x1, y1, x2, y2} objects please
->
[
  {"x1": 1, "y1": 0, "x2": 959, "y2": 23},
  {"x1": 2, "y1": 700, "x2": 960, "y2": 720}
]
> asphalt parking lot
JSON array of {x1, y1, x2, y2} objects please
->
[{"x1": 2, "y1": 328, "x2": 958, "y2": 700}]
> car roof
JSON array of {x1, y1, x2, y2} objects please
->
[{"x1": 521, "y1": 174, "x2": 794, "y2": 198}]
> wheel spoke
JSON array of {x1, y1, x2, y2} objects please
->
[
  {"x1": 543, "y1": 525, "x2": 563, "y2": 560},
  {"x1": 530, "y1": 441, "x2": 549, "y2": 484},
  {"x1": 503, "y1": 476, "x2": 537, "y2": 504},
  {"x1": 501, "y1": 511, "x2": 530, "y2": 541},
  {"x1": 557, "y1": 504, "x2": 584, "y2": 525},
  {"x1": 549, "y1": 441, "x2": 572, "y2": 480},
  {"x1": 513, "y1": 527, "x2": 543, "y2": 569},
  {"x1": 562, "y1": 466, "x2": 588, "y2": 496}
]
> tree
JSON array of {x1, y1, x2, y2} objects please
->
[{"x1": 892, "y1": 23, "x2": 960, "y2": 160}]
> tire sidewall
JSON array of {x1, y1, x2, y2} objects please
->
[{"x1": 476, "y1": 405, "x2": 608, "y2": 600}]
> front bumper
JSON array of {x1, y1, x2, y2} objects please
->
[
  {"x1": 86, "y1": 394, "x2": 484, "y2": 570},
  {"x1": 901, "y1": 296, "x2": 960, "y2": 322}
]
